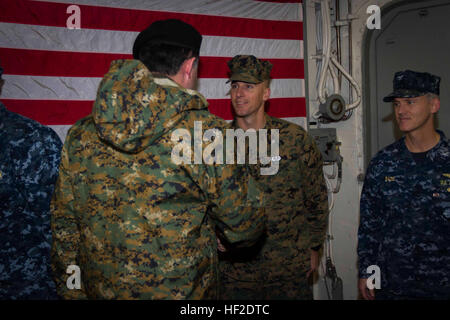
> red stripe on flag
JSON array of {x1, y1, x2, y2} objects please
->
[
  {"x1": 0, "y1": 48, "x2": 304, "y2": 79},
  {"x1": 1, "y1": 98, "x2": 306, "y2": 125},
  {"x1": 1, "y1": 99, "x2": 94, "y2": 125},
  {"x1": 0, "y1": 48, "x2": 129, "y2": 78},
  {"x1": 0, "y1": 0, "x2": 302, "y2": 40}
]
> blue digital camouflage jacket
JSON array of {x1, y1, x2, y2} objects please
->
[
  {"x1": 358, "y1": 130, "x2": 450, "y2": 299},
  {"x1": 0, "y1": 102, "x2": 62, "y2": 299}
]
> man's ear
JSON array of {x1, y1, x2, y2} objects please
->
[
  {"x1": 431, "y1": 97, "x2": 440, "y2": 114},
  {"x1": 172, "y1": 57, "x2": 198, "y2": 89},
  {"x1": 183, "y1": 57, "x2": 197, "y2": 80},
  {"x1": 263, "y1": 87, "x2": 271, "y2": 102}
]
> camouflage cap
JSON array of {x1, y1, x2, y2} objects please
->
[
  {"x1": 383, "y1": 70, "x2": 440, "y2": 102},
  {"x1": 227, "y1": 55, "x2": 272, "y2": 84}
]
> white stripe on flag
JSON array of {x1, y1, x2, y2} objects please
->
[
  {"x1": 0, "y1": 22, "x2": 303, "y2": 59},
  {"x1": 2, "y1": 75, "x2": 305, "y2": 100},
  {"x1": 38, "y1": 0, "x2": 302, "y2": 21},
  {"x1": 199, "y1": 79, "x2": 305, "y2": 99}
]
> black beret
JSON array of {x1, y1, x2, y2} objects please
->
[{"x1": 132, "y1": 19, "x2": 202, "y2": 59}]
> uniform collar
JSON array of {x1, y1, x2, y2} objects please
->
[
  {"x1": 231, "y1": 113, "x2": 274, "y2": 130},
  {"x1": 399, "y1": 129, "x2": 447, "y2": 161},
  {"x1": 430, "y1": 130, "x2": 448, "y2": 161}
]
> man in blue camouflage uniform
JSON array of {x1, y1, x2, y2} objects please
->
[
  {"x1": 218, "y1": 55, "x2": 328, "y2": 300},
  {"x1": 0, "y1": 62, "x2": 62, "y2": 299},
  {"x1": 358, "y1": 70, "x2": 450, "y2": 300}
]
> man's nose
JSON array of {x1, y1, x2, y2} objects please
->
[
  {"x1": 396, "y1": 102, "x2": 406, "y2": 113},
  {"x1": 236, "y1": 86, "x2": 244, "y2": 97}
]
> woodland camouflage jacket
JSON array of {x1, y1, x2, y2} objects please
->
[{"x1": 51, "y1": 60, "x2": 265, "y2": 300}]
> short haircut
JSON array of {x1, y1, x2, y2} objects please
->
[
  {"x1": 138, "y1": 43, "x2": 198, "y2": 76},
  {"x1": 426, "y1": 92, "x2": 440, "y2": 101}
]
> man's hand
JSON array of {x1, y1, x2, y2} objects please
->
[
  {"x1": 217, "y1": 237, "x2": 227, "y2": 252},
  {"x1": 306, "y1": 249, "x2": 319, "y2": 279},
  {"x1": 358, "y1": 278, "x2": 375, "y2": 300}
]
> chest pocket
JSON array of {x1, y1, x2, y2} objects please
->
[
  {"x1": 382, "y1": 174, "x2": 407, "y2": 206},
  {"x1": 257, "y1": 152, "x2": 302, "y2": 204},
  {"x1": 432, "y1": 174, "x2": 450, "y2": 220},
  {"x1": 279, "y1": 153, "x2": 298, "y2": 173}
]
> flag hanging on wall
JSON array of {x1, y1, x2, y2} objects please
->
[{"x1": 0, "y1": 0, "x2": 305, "y2": 141}]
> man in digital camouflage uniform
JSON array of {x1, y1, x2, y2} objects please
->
[
  {"x1": 358, "y1": 70, "x2": 450, "y2": 300},
  {"x1": 51, "y1": 20, "x2": 266, "y2": 300},
  {"x1": 0, "y1": 62, "x2": 62, "y2": 299},
  {"x1": 218, "y1": 55, "x2": 329, "y2": 300}
]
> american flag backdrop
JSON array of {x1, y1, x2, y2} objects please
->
[{"x1": 0, "y1": 0, "x2": 305, "y2": 142}]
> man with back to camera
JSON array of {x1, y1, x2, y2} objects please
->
[
  {"x1": 358, "y1": 70, "x2": 450, "y2": 300},
  {"x1": 218, "y1": 55, "x2": 329, "y2": 300},
  {"x1": 0, "y1": 62, "x2": 62, "y2": 299},
  {"x1": 51, "y1": 19, "x2": 266, "y2": 299}
]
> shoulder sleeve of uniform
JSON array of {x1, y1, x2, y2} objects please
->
[
  {"x1": 298, "y1": 131, "x2": 329, "y2": 249},
  {"x1": 357, "y1": 155, "x2": 385, "y2": 278},
  {"x1": 38, "y1": 126, "x2": 63, "y2": 183},
  {"x1": 0, "y1": 111, "x2": 62, "y2": 298},
  {"x1": 50, "y1": 122, "x2": 88, "y2": 299}
]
